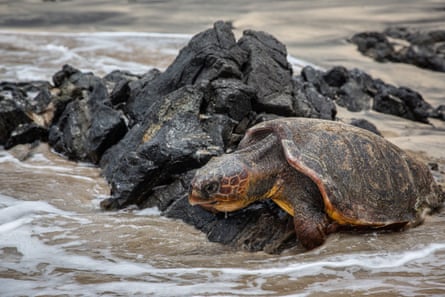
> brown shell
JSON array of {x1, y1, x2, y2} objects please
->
[{"x1": 239, "y1": 118, "x2": 442, "y2": 226}]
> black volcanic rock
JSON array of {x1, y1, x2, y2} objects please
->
[
  {"x1": 349, "y1": 118, "x2": 382, "y2": 136},
  {"x1": 373, "y1": 85, "x2": 433, "y2": 123},
  {"x1": 299, "y1": 65, "x2": 436, "y2": 123},
  {"x1": 4, "y1": 123, "x2": 48, "y2": 149},
  {"x1": 48, "y1": 65, "x2": 127, "y2": 163},
  {"x1": 239, "y1": 30, "x2": 295, "y2": 116},
  {"x1": 123, "y1": 21, "x2": 247, "y2": 125},
  {"x1": 99, "y1": 84, "x2": 221, "y2": 209},
  {"x1": 430, "y1": 105, "x2": 445, "y2": 121},
  {"x1": 0, "y1": 81, "x2": 52, "y2": 147},
  {"x1": 351, "y1": 27, "x2": 445, "y2": 72},
  {"x1": 293, "y1": 79, "x2": 337, "y2": 120}
]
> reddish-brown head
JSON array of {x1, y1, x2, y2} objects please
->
[{"x1": 189, "y1": 154, "x2": 253, "y2": 212}]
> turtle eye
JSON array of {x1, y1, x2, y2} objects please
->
[{"x1": 203, "y1": 181, "x2": 219, "y2": 196}]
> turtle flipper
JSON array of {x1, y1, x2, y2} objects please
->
[
  {"x1": 293, "y1": 208, "x2": 330, "y2": 250},
  {"x1": 278, "y1": 168, "x2": 338, "y2": 250}
]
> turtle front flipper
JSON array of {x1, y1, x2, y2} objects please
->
[
  {"x1": 276, "y1": 169, "x2": 339, "y2": 250},
  {"x1": 292, "y1": 204, "x2": 334, "y2": 250}
]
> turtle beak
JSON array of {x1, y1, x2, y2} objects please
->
[
  {"x1": 188, "y1": 188, "x2": 203, "y2": 206},
  {"x1": 189, "y1": 187, "x2": 215, "y2": 206},
  {"x1": 188, "y1": 187, "x2": 220, "y2": 213}
]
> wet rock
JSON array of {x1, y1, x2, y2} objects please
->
[
  {"x1": 0, "y1": 94, "x2": 31, "y2": 145},
  {"x1": 351, "y1": 27, "x2": 445, "y2": 72},
  {"x1": 4, "y1": 123, "x2": 48, "y2": 149},
  {"x1": 430, "y1": 105, "x2": 445, "y2": 121},
  {"x1": 350, "y1": 32, "x2": 395, "y2": 62},
  {"x1": 124, "y1": 21, "x2": 247, "y2": 125},
  {"x1": 293, "y1": 80, "x2": 337, "y2": 120},
  {"x1": 336, "y1": 80, "x2": 372, "y2": 112},
  {"x1": 301, "y1": 66, "x2": 374, "y2": 112},
  {"x1": 0, "y1": 81, "x2": 52, "y2": 147},
  {"x1": 200, "y1": 114, "x2": 238, "y2": 150},
  {"x1": 332, "y1": 68, "x2": 376, "y2": 112},
  {"x1": 301, "y1": 65, "x2": 334, "y2": 97},
  {"x1": 118, "y1": 69, "x2": 162, "y2": 125},
  {"x1": 48, "y1": 65, "x2": 127, "y2": 163},
  {"x1": 294, "y1": 66, "x2": 337, "y2": 119},
  {"x1": 348, "y1": 118, "x2": 382, "y2": 136},
  {"x1": 373, "y1": 86, "x2": 433, "y2": 123},
  {"x1": 100, "y1": 22, "x2": 252, "y2": 211},
  {"x1": 206, "y1": 79, "x2": 255, "y2": 122},
  {"x1": 103, "y1": 69, "x2": 142, "y2": 107},
  {"x1": 99, "y1": 85, "x2": 222, "y2": 210},
  {"x1": 103, "y1": 69, "x2": 141, "y2": 85},
  {"x1": 239, "y1": 30, "x2": 295, "y2": 116},
  {"x1": 298, "y1": 65, "x2": 437, "y2": 123},
  {"x1": 322, "y1": 66, "x2": 349, "y2": 87}
]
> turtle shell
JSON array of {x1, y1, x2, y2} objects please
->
[{"x1": 238, "y1": 118, "x2": 441, "y2": 226}]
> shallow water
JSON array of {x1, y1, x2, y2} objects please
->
[{"x1": 1, "y1": 1, "x2": 445, "y2": 296}]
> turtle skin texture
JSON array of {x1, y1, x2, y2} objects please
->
[{"x1": 189, "y1": 118, "x2": 444, "y2": 250}]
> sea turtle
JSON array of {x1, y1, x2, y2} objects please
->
[{"x1": 189, "y1": 118, "x2": 444, "y2": 250}]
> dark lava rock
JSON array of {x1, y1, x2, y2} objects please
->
[
  {"x1": 299, "y1": 65, "x2": 437, "y2": 123},
  {"x1": 350, "y1": 32, "x2": 395, "y2": 62},
  {"x1": 373, "y1": 86, "x2": 433, "y2": 123},
  {"x1": 4, "y1": 123, "x2": 48, "y2": 149},
  {"x1": 0, "y1": 81, "x2": 52, "y2": 146},
  {"x1": 430, "y1": 105, "x2": 445, "y2": 121},
  {"x1": 99, "y1": 85, "x2": 222, "y2": 209},
  {"x1": 239, "y1": 30, "x2": 295, "y2": 116},
  {"x1": 293, "y1": 80, "x2": 337, "y2": 120},
  {"x1": 48, "y1": 65, "x2": 128, "y2": 163},
  {"x1": 0, "y1": 93, "x2": 31, "y2": 145},
  {"x1": 123, "y1": 21, "x2": 247, "y2": 125},
  {"x1": 351, "y1": 27, "x2": 445, "y2": 72},
  {"x1": 348, "y1": 119, "x2": 382, "y2": 136},
  {"x1": 206, "y1": 79, "x2": 255, "y2": 122},
  {"x1": 103, "y1": 69, "x2": 143, "y2": 107}
]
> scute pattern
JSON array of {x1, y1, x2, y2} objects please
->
[{"x1": 242, "y1": 118, "x2": 442, "y2": 226}]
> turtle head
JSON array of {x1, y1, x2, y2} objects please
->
[{"x1": 189, "y1": 154, "x2": 253, "y2": 212}]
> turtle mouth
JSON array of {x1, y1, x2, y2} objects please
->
[
  {"x1": 189, "y1": 198, "x2": 218, "y2": 207},
  {"x1": 188, "y1": 189, "x2": 218, "y2": 206},
  {"x1": 188, "y1": 194, "x2": 221, "y2": 213},
  {"x1": 189, "y1": 188, "x2": 250, "y2": 212}
]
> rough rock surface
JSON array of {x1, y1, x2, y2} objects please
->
[
  {"x1": 48, "y1": 65, "x2": 128, "y2": 163},
  {"x1": 1, "y1": 21, "x2": 443, "y2": 253},
  {"x1": 0, "y1": 81, "x2": 52, "y2": 148},
  {"x1": 302, "y1": 65, "x2": 436, "y2": 123},
  {"x1": 351, "y1": 27, "x2": 445, "y2": 72}
]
